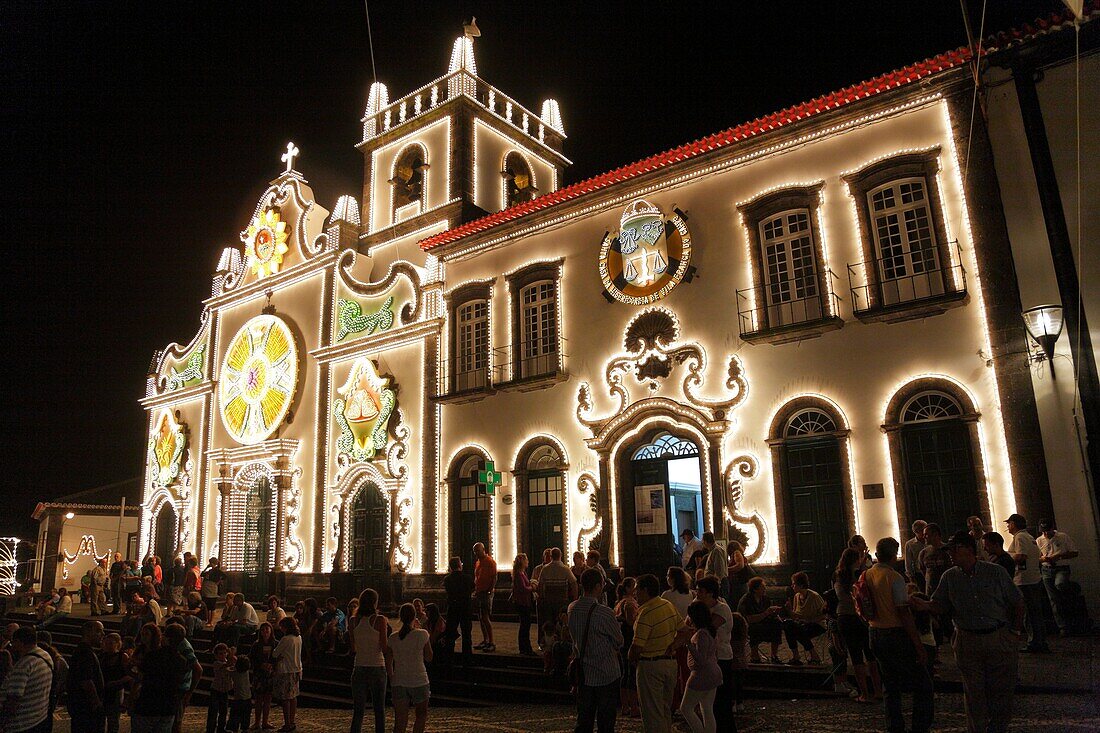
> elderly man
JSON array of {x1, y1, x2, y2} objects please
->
[
  {"x1": 1, "y1": 626, "x2": 55, "y2": 733},
  {"x1": 90, "y1": 558, "x2": 109, "y2": 617},
  {"x1": 629, "y1": 574, "x2": 683, "y2": 732},
  {"x1": 108, "y1": 553, "x2": 126, "y2": 614},
  {"x1": 914, "y1": 531, "x2": 1024, "y2": 733},
  {"x1": 1037, "y1": 519, "x2": 1079, "y2": 636},
  {"x1": 903, "y1": 520, "x2": 928, "y2": 589}
]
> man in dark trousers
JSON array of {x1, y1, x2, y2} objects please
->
[
  {"x1": 67, "y1": 621, "x2": 105, "y2": 733},
  {"x1": 443, "y1": 556, "x2": 476, "y2": 666},
  {"x1": 108, "y1": 554, "x2": 126, "y2": 614}
]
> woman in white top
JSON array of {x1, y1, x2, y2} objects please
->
[
  {"x1": 272, "y1": 617, "x2": 303, "y2": 733},
  {"x1": 350, "y1": 588, "x2": 390, "y2": 733},
  {"x1": 662, "y1": 566, "x2": 695, "y2": 710},
  {"x1": 388, "y1": 603, "x2": 433, "y2": 733},
  {"x1": 266, "y1": 594, "x2": 287, "y2": 626}
]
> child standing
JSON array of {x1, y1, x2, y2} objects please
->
[
  {"x1": 206, "y1": 642, "x2": 234, "y2": 733},
  {"x1": 226, "y1": 655, "x2": 253, "y2": 732}
]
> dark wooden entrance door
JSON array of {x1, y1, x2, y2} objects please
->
[
  {"x1": 527, "y1": 471, "x2": 564, "y2": 555},
  {"x1": 785, "y1": 437, "x2": 847, "y2": 590},
  {"x1": 631, "y1": 459, "x2": 676, "y2": 578},
  {"x1": 458, "y1": 470, "x2": 490, "y2": 570},
  {"x1": 154, "y1": 503, "x2": 176, "y2": 561},
  {"x1": 901, "y1": 420, "x2": 979, "y2": 534},
  {"x1": 242, "y1": 476, "x2": 272, "y2": 599},
  {"x1": 350, "y1": 484, "x2": 388, "y2": 573}
]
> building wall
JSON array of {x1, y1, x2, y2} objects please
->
[
  {"x1": 439, "y1": 97, "x2": 1017, "y2": 567},
  {"x1": 985, "y1": 53, "x2": 1100, "y2": 612},
  {"x1": 46, "y1": 514, "x2": 139, "y2": 593}
]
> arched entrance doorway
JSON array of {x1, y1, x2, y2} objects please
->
[
  {"x1": 154, "y1": 502, "x2": 177, "y2": 562},
  {"x1": 349, "y1": 482, "x2": 388, "y2": 573},
  {"x1": 774, "y1": 408, "x2": 850, "y2": 590},
  {"x1": 448, "y1": 452, "x2": 490, "y2": 570},
  {"x1": 624, "y1": 431, "x2": 704, "y2": 577},
  {"x1": 241, "y1": 475, "x2": 273, "y2": 599}
]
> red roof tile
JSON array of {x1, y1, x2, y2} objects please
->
[{"x1": 421, "y1": 3, "x2": 1093, "y2": 252}]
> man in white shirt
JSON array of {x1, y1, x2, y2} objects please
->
[
  {"x1": 903, "y1": 520, "x2": 928, "y2": 590},
  {"x1": 1036, "y1": 518, "x2": 1079, "y2": 636},
  {"x1": 36, "y1": 588, "x2": 72, "y2": 629},
  {"x1": 679, "y1": 529, "x2": 704, "y2": 571},
  {"x1": 1004, "y1": 513, "x2": 1048, "y2": 652}
]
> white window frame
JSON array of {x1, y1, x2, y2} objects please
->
[
  {"x1": 758, "y1": 208, "x2": 821, "y2": 326},
  {"x1": 519, "y1": 280, "x2": 557, "y2": 379},
  {"x1": 867, "y1": 177, "x2": 944, "y2": 305},
  {"x1": 455, "y1": 299, "x2": 488, "y2": 391}
]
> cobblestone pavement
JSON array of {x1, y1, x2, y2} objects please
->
[{"x1": 51, "y1": 690, "x2": 1100, "y2": 732}]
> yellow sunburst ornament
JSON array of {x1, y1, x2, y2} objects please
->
[
  {"x1": 244, "y1": 208, "x2": 290, "y2": 278},
  {"x1": 219, "y1": 315, "x2": 299, "y2": 444}
]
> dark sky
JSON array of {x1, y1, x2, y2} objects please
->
[{"x1": 1, "y1": 0, "x2": 1062, "y2": 536}]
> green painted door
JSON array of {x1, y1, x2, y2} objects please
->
[
  {"x1": 527, "y1": 471, "x2": 564, "y2": 555},
  {"x1": 785, "y1": 437, "x2": 847, "y2": 591},
  {"x1": 350, "y1": 483, "x2": 388, "y2": 572},
  {"x1": 459, "y1": 481, "x2": 491, "y2": 570},
  {"x1": 902, "y1": 420, "x2": 978, "y2": 534}
]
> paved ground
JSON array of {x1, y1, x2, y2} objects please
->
[{"x1": 48, "y1": 690, "x2": 1100, "y2": 732}]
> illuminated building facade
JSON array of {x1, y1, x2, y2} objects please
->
[{"x1": 139, "y1": 21, "x2": 1098, "y2": 601}]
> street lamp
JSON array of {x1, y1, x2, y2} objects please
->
[{"x1": 1023, "y1": 304, "x2": 1064, "y2": 378}]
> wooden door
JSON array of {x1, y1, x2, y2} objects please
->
[
  {"x1": 527, "y1": 471, "x2": 564, "y2": 555},
  {"x1": 902, "y1": 420, "x2": 978, "y2": 534},
  {"x1": 785, "y1": 437, "x2": 847, "y2": 590}
]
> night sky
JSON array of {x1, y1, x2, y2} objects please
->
[{"x1": 1, "y1": 1, "x2": 1063, "y2": 537}]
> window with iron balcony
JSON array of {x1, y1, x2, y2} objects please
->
[
  {"x1": 499, "y1": 259, "x2": 567, "y2": 391},
  {"x1": 843, "y1": 150, "x2": 967, "y2": 323},
  {"x1": 437, "y1": 281, "x2": 494, "y2": 403},
  {"x1": 737, "y1": 184, "x2": 842, "y2": 344}
]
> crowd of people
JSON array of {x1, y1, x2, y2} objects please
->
[{"x1": 0, "y1": 512, "x2": 1086, "y2": 733}]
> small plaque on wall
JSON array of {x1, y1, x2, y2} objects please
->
[
  {"x1": 501, "y1": 514, "x2": 511, "y2": 526},
  {"x1": 863, "y1": 483, "x2": 885, "y2": 500}
]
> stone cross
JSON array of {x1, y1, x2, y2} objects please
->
[{"x1": 281, "y1": 142, "x2": 299, "y2": 173}]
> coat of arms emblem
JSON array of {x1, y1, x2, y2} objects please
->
[{"x1": 599, "y1": 199, "x2": 693, "y2": 305}]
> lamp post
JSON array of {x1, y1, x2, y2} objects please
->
[{"x1": 1023, "y1": 304, "x2": 1064, "y2": 378}]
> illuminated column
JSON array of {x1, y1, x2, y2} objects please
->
[{"x1": 707, "y1": 437, "x2": 726, "y2": 539}]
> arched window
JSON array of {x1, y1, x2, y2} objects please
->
[
  {"x1": 901, "y1": 392, "x2": 962, "y2": 423},
  {"x1": 349, "y1": 482, "x2": 388, "y2": 573},
  {"x1": 390, "y1": 145, "x2": 429, "y2": 222},
  {"x1": 885, "y1": 380, "x2": 989, "y2": 539},
  {"x1": 769, "y1": 398, "x2": 853, "y2": 589},
  {"x1": 784, "y1": 409, "x2": 838, "y2": 438},
  {"x1": 632, "y1": 432, "x2": 700, "y2": 460},
  {"x1": 502, "y1": 151, "x2": 537, "y2": 208}
]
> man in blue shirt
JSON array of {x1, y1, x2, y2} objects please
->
[
  {"x1": 567, "y1": 568, "x2": 623, "y2": 733},
  {"x1": 914, "y1": 531, "x2": 1024, "y2": 733}
]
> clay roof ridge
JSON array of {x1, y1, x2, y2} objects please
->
[{"x1": 419, "y1": 2, "x2": 1095, "y2": 252}]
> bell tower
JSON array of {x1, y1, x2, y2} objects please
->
[{"x1": 356, "y1": 23, "x2": 570, "y2": 246}]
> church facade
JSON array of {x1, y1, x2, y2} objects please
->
[{"x1": 138, "y1": 24, "x2": 1097, "y2": 598}]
